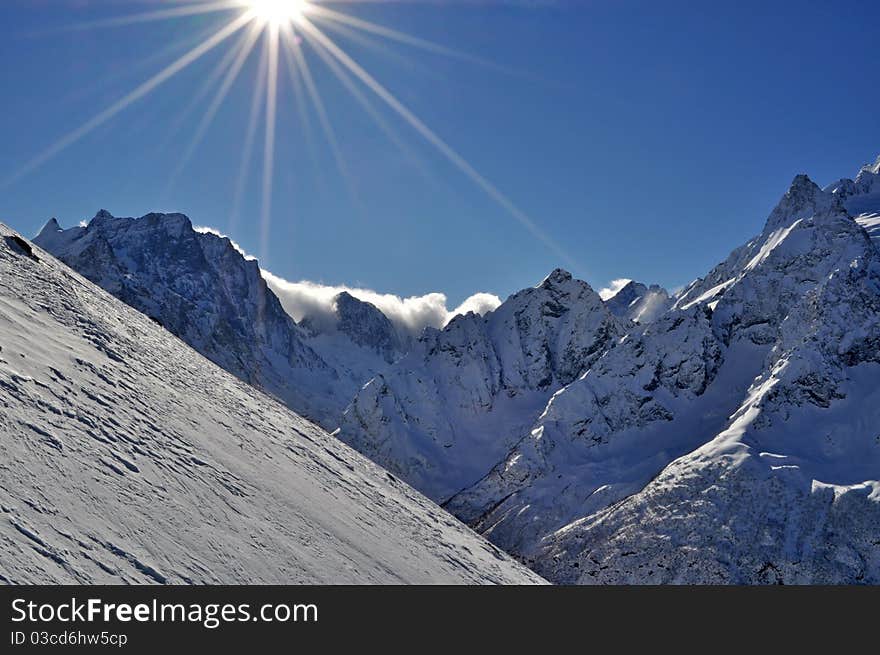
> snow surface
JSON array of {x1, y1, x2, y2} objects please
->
[{"x1": 0, "y1": 225, "x2": 544, "y2": 584}]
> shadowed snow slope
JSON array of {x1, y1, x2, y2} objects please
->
[{"x1": 0, "y1": 224, "x2": 544, "y2": 584}]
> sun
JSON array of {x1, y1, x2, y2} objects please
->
[{"x1": 246, "y1": 0, "x2": 310, "y2": 27}]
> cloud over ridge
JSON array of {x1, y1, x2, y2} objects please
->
[
  {"x1": 196, "y1": 225, "x2": 501, "y2": 334},
  {"x1": 598, "y1": 278, "x2": 632, "y2": 301},
  {"x1": 263, "y1": 272, "x2": 502, "y2": 336}
]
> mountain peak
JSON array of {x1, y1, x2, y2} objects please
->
[
  {"x1": 616, "y1": 279, "x2": 645, "y2": 296},
  {"x1": 36, "y1": 217, "x2": 61, "y2": 239},
  {"x1": 34, "y1": 217, "x2": 86, "y2": 253},
  {"x1": 764, "y1": 173, "x2": 839, "y2": 232},
  {"x1": 332, "y1": 291, "x2": 404, "y2": 361},
  {"x1": 538, "y1": 268, "x2": 573, "y2": 289},
  {"x1": 94, "y1": 209, "x2": 114, "y2": 220}
]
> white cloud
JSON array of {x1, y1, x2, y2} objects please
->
[
  {"x1": 192, "y1": 225, "x2": 502, "y2": 335},
  {"x1": 263, "y1": 272, "x2": 501, "y2": 336},
  {"x1": 598, "y1": 278, "x2": 632, "y2": 301},
  {"x1": 451, "y1": 292, "x2": 503, "y2": 319}
]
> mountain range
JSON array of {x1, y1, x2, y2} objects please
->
[{"x1": 13, "y1": 154, "x2": 880, "y2": 584}]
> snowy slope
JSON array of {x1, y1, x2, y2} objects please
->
[
  {"x1": 0, "y1": 225, "x2": 544, "y2": 584},
  {"x1": 336, "y1": 269, "x2": 623, "y2": 501},
  {"x1": 447, "y1": 168, "x2": 880, "y2": 583},
  {"x1": 34, "y1": 212, "x2": 403, "y2": 431}
]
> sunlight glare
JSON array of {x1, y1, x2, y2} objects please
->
[{"x1": 246, "y1": 0, "x2": 308, "y2": 27}]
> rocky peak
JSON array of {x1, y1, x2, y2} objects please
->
[
  {"x1": 824, "y1": 155, "x2": 880, "y2": 221},
  {"x1": 94, "y1": 209, "x2": 114, "y2": 221},
  {"x1": 36, "y1": 217, "x2": 60, "y2": 237},
  {"x1": 333, "y1": 291, "x2": 404, "y2": 362},
  {"x1": 764, "y1": 174, "x2": 842, "y2": 233},
  {"x1": 34, "y1": 217, "x2": 75, "y2": 252},
  {"x1": 519, "y1": 268, "x2": 605, "y2": 315},
  {"x1": 538, "y1": 268, "x2": 573, "y2": 289}
]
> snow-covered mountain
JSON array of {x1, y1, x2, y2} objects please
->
[
  {"x1": 0, "y1": 224, "x2": 543, "y2": 584},
  {"x1": 23, "y1": 156, "x2": 880, "y2": 584},
  {"x1": 445, "y1": 167, "x2": 880, "y2": 583},
  {"x1": 34, "y1": 211, "x2": 402, "y2": 431},
  {"x1": 603, "y1": 280, "x2": 671, "y2": 324},
  {"x1": 336, "y1": 269, "x2": 623, "y2": 501}
]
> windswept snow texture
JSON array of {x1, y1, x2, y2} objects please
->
[
  {"x1": 34, "y1": 212, "x2": 405, "y2": 431},
  {"x1": 0, "y1": 225, "x2": 544, "y2": 584}
]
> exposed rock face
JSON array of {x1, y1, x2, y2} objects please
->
[{"x1": 333, "y1": 291, "x2": 406, "y2": 362}]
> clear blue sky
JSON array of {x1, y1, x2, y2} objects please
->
[{"x1": 1, "y1": 0, "x2": 878, "y2": 304}]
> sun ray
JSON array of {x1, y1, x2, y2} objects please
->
[
  {"x1": 297, "y1": 18, "x2": 579, "y2": 270},
  {"x1": 162, "y1": 21, "x2": 264, "y2": 198},
  {"x1": 313, "y1": 2, "x2": 553, "y2": 85},
  {"x1": 278, "y1": 28, "x2": 324, "y2": 189},
  {"x1": 260, "y1": 23, "x2": 281, "y2": 262},
  {"x1": 286, "y1": 32, "x2": 359, "y2": 203},
  {"x1": 36, "y1": 1, "x2": 243, "y2": 34},
  {"x1": 308, "y1": 5, "x2": 500, "y2": 69},
  {"x1": 1, "y1": 12, "x2": 254, "y2": 190},
  {"x1": 7, "y1": 0, "x2": 575, "y2": 268},
  {"x1": 56, "y1": 17, "x2": 227, "y2": 115},
  {"x1": 298, "y1": 23, "x2": 437, "y2": 186},
  {"x1": 158, "y1": 23, "x2": 259, "y2": 159},
  {"x1": 229, "y1": 36, "x2": 269, "y2": 234},
  {"x1": 311, "y1": 15, "x2": 424, "y2": 73}
]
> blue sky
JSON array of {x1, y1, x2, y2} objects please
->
[{"x1": 1, "y1": 0, "x2": 878, "y2": 305}]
